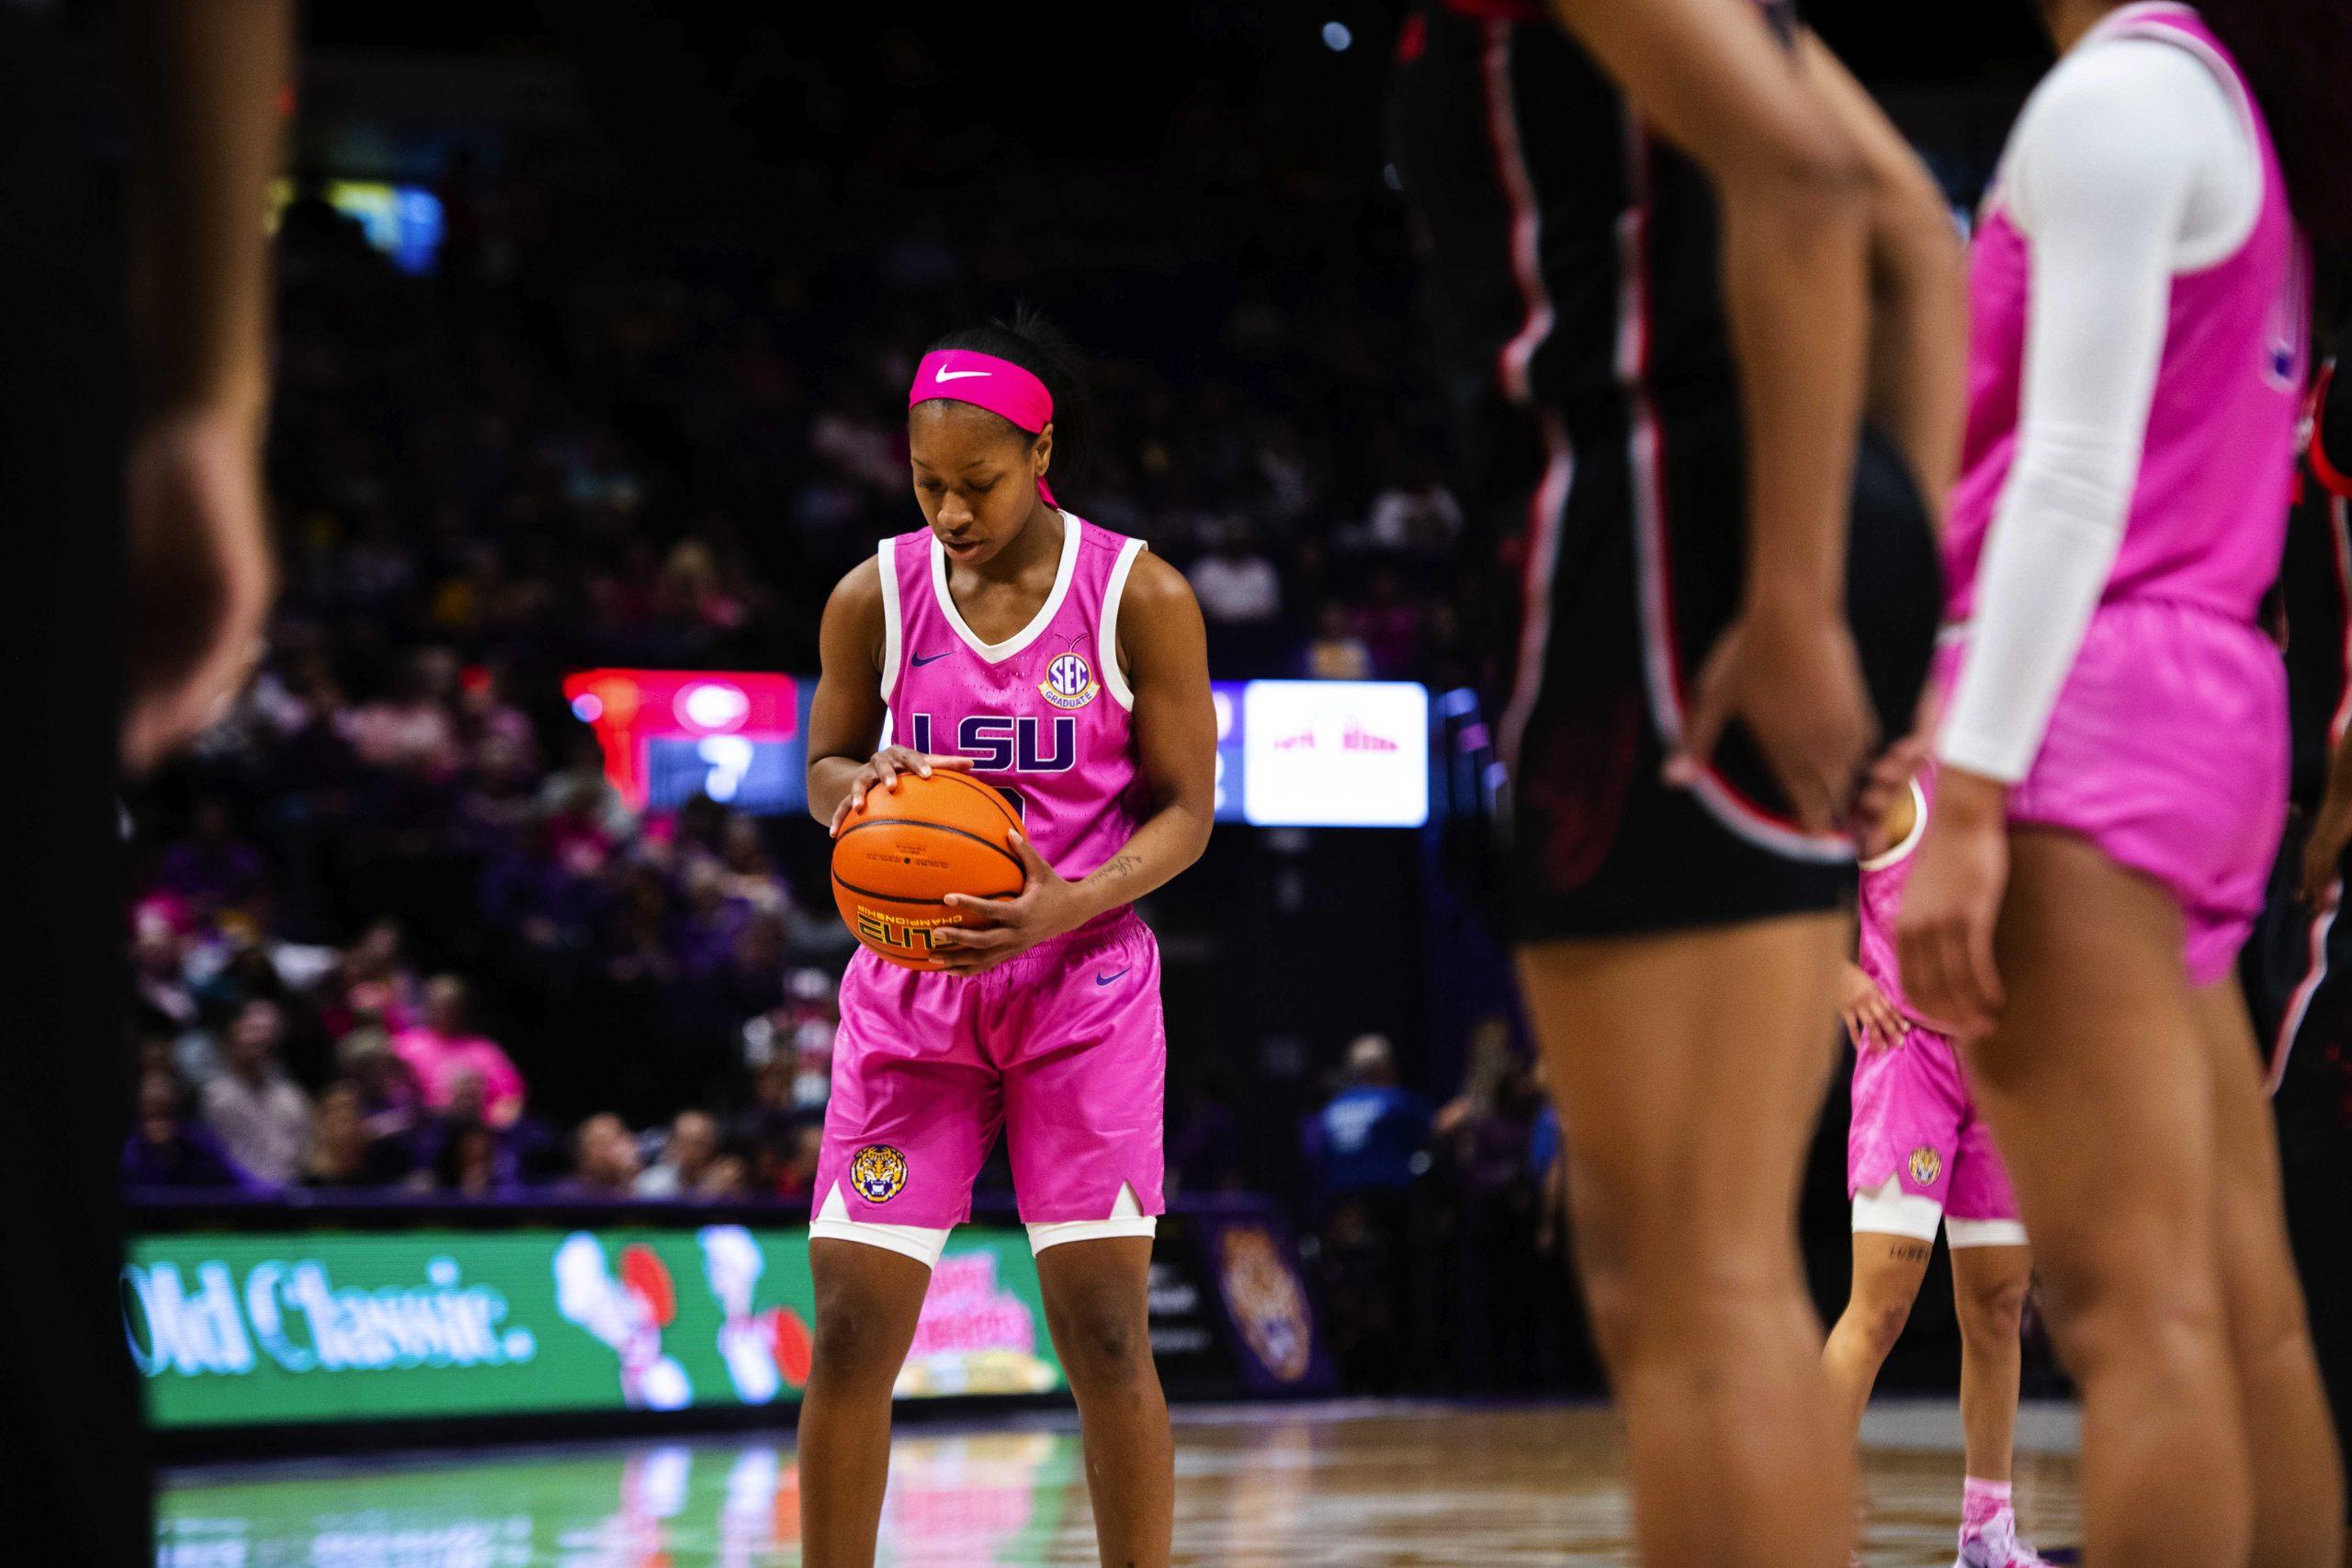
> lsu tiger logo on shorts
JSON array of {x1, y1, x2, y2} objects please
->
[
  {"x1": 850, "y1": 1144, "x2": 909, "y2": 1203},
  {"x1": 1908, "y1": 1146, "x2": 1942, "y2": 1187}
]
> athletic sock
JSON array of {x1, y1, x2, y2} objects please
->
[{"x1": 1961, "y1": 1476, "x2": 2011, "y2": 1535}]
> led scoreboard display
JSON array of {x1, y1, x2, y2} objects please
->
[
  {"x1": 567, "y1": 671, "x2": 1430, "y2": 829},
  {"x1": 562, "y1": 670, "x2": 813, "y2": 816},
  {"x1": 1230, "y1": 680, "x2": 1428, "y2": 828}
]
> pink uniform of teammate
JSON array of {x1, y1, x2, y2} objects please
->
[
  {"x1": 794, "y1": 310, "x2": 1216, "y2": 1568},
  {"x1": 1901, "y1": 5, "x2": 2346, "y2": 1562},
  {"x1": 1848, "y1": 768, "x2": 2021, "y2": 1243},
  {"x1": 813, "y1": 508, "x2": 1167, "y2": 1239},
  {"x1": 1825, "y1": 763, "x2": 2049, "y2": 1568}
]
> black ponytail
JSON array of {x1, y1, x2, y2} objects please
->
[
  {"x1": 923, "y1": 304, "x2": 1092, "y2": 496},
  {"x1": 2200, "y1": 0, "x2": 2352, "y2": 251}
]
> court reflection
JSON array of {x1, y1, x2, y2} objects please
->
[{"x1": 157, "y1": 1404, "x2": 2080, "y2": 1565}]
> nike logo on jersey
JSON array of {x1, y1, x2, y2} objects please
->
[
  {"x1": 934, "y1": 367, "x2": 991, "y2": 381},
  {"x1": 1095, "y1": 968, "x2": 1130, "y2": 987},
  {"x1": 910, "y1": 650, "x2": 952, "y2": 667}
]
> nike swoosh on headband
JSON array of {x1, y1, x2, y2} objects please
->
[{"x1": 934, "y1": 367, "x2": 991, "y2": 381}]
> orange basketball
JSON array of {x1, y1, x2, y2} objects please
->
[{"x1": 831, "y1": 768, "x2": 1026, "y2": 968}]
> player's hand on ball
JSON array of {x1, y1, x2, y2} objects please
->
[
  {"x1": 933, "y1": 831, "x2": 1085, "y2": 975},
  {"x1": 1665, "y1": 598, "x2": 1875, "y2": 835},
  {"x1": 1839, "y1": 964, "x2": 1905, "y2": 1052},
  {"x1": 830, "y1": 749, "x2": 973, "y2": 836},
  {"x1": 1895, "y1": 767, "x2": 2009, "y2": 1039}
]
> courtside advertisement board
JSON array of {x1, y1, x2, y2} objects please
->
[{"x1": 128, "y1": 1225, "x2": 1062, "y2": 1427}]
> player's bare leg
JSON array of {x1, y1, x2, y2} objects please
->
[
  {"x1": 1949, "y1": 1244, "x2": 2032, "y2": 1486},
  {"x1": 1521, "y1": 913, "x2": 1853, "y2": 1568},
  {"x1": 1035, "y1": 1235, "x2": 1173, "y2": 1568},
  {"x1": 2190, "y1": 980, "x2": 2345, "y2": 1565},
  {"x1": 798, "y1": 1239, "x2": 933, "y2": 1568},
  {"x1": 1961, "y1": 831, "x2": 2248, "y2": 1566},
  {"x1": 1824, "y1": 1230, "x2": 1935, "y2": 1435}
]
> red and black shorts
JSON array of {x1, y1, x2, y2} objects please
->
[
  {"x1": 1389, "y1": 3, "x2": 1939, "y2": 940},
  {"x1": 1484, "y1": 400, "x2": 1939, "y2": 940}
]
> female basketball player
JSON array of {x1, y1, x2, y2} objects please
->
[
  {"x1": 1394, "y1": 1, "x2": 1962, "y2": 1561},
  {"x1": 1899, "y1": 3, "x2": 2351, "y2": 1562},
  {"x1": 796, "y1": 311, "x2": 1216, "y2": 1568},
  {"x1": 1824, "y1": 761, "x2": 2049, "y2": 1568}
]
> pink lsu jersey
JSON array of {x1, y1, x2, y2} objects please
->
[
  {"x1": 876, "y1": 513, "x2": 1152, "y2": 885},
  {"x1": 1944, "y1": 3, "x2": 2306, "y2": 629},
  {"x1": 1857, "y1": 768, "x2": 1933, "y2": 1031}
]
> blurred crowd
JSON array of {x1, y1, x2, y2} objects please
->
[
  {"x1": 125, "y1": 140, "x2": 1473, "y2": 1205},
  {"x1": 1300, "y1": 1027, "x2": 1588, "y2": 1395}
]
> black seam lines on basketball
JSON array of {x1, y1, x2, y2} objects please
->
[
  {"x1": 833, "y1": 818, "x2": 1023, "y2": 882},
  {"x1": 927, "y1": 767, "x2": 1025, "y2": 829},
  {"x1": 829, "y1": 871, "x2": 956, "y2": 908}
]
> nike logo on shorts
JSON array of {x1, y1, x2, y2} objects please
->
[
  {"x1": 910, "y1": 650, "x2": 952, "y2": 666},
  {"x1": 1095, "y1": 968, "x2": 1129, "y2": 987},
  {"x1": 934, "y1": 367, "x2": 991, "y2": 381}
]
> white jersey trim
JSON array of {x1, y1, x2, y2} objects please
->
[
  {"x1": 931, "y1": 509, "x2": 1082, "y2": 664},
  {"x1": 1099, "y1": 536, "x2": 1148, "y2": 711},
  {"x1": 876, "y1": 536, "x2": 903, "y2": 706},
  {"x1": 2268, "y1": 894, "x2": 2335, "y2": 1095},
  {"x1": 1480, "y1": 19, "x2": 1555, "y2": 405}
]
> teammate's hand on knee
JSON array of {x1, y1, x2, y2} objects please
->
[
  {"x1": 1895, "y1": 768, "x2": 2009, "y2": 1038},
  {"x1": 829, "y1": 750, "x2": 973, "y2": 836},
  {"x1": 934, "y1": 831, "x2": 1085, "y2": 974},
  {"x1": 1665, "y1": 600, "x2": 1875, "y2": 834}
]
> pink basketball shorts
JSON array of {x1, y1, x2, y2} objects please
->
[
  {"x1": 1938, "y1": 599, "x2": 2287, "y2": 987},
  {"x1": 815, "y1": 908, "x2": 1166, "y2": 1234}
]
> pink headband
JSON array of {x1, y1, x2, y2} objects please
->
[{"x1": 908, "y1": 349, "x2": 1057, "y2": 505}]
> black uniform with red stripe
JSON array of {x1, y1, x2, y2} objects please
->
[
  {"x1": 1, "y1": 6, "x2": 146, "y2": 1563},
  {"x1": 2239, "y1": 353, "x2": 2352, "y2": 1475},
  {"x1": 1391, "y1": 0, "x2": 1939, "y2": 937}
]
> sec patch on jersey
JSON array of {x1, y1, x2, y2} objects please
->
[{"x1": 1038, "y1": 649, "x2": 1100, "y2": 710}]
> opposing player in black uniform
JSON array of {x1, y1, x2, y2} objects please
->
[
  {"x1": 2241, "y1": 321, "x2": 2352, "y2": 1566},
  {"x1": 1393, "y1": 0, "x2": 1959, "y2": 1562},
  {"x1": 2, "y1": 5, "x2": 288, "y2": 1562}
]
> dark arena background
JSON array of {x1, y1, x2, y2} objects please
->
[{"x1": 47, "y1": 0, "x2": 2311, "y2": 1562}]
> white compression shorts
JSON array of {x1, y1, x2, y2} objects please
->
[
  {"x1": 1851, "y1": 1176, "x2": 2030, "y2": 1249},
  {"x1": 808, "y1": 1180, "x2": 1158, "y2": 1269}
]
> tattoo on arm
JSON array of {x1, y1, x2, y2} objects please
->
[
  {"x1": 1892, "y1": 1242, "x2": 1931, "y2": 1263},
  {"x1": 1083, "y1": 854, "x2": 1144, "y2": 888}
]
